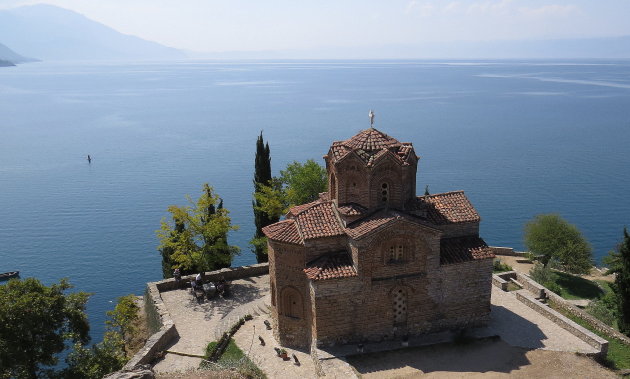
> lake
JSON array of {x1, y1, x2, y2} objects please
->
[{"x1": 1, "y1": 59, "x2": 629, "y2": 342}]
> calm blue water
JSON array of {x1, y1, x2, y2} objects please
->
[{"x1": 1, "y1": 60, "x2": 629, "y2": 342}]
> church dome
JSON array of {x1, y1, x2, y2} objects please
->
[
  {"x1": 343, "y1": 128, "x2": 401, "y2": 151},
  {"x1": 328, "y1": 128, "x2": 416, "y2": 167}
]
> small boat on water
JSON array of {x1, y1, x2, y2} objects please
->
[{"x1": 0, "y1": 271, "x2": 19, "y2": 281}]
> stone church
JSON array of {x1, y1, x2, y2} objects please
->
[{"x1": 263, "y1": 125, "x2": 494, "y2": 349}]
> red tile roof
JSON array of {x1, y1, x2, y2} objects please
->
[
  {"x1": 345, "y1": 210, "x2": 438, "y2": 240},
  {"x1": 262, "y1": 220, "x2": 303, "y2": 245},
  {"x1": 328, "y1": 128, "x2": 416, "y2": 167},
  {"x1": 294, "y1": 201, "x2": 345, "y2": 240},
  {"x1": 344, "y1": 128, "x2": 400, "y2": 151},
  {"x1": 287, "y1": 200, "x2": 321, "y2": 217},
  {"x1": 440, "y1": 236, "x2": 494, "y2": 265},
  {"x1": 304, "y1": 252, "x2": 357, "y2": 281},
  {"x1": 420, "y1": 191, "x2": 480, "y2": 225}
]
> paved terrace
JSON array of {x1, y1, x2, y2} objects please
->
[{"x1": 151, "y1": 274, "x2": 598, "y2": 378}]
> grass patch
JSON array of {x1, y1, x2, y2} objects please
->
[
  {"x1": 506, "y1": 282, "x2": 521, "y2": 292},
  {"x1": 550, "y1": 303, "x2": 630, "y2": 370},
  {"x1": 552, "y1": 271, "x2": 605, "y2": 300},
  {"x1": 493, "y1": 259, "x2": 513, "y2": 273},
  {"x1": 202, "y1": 339, "x2": 266, "y2": 378}
]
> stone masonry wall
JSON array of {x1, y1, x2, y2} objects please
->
[{"x1": 434, "y1": 258, "x2": 493, "y2": 330}]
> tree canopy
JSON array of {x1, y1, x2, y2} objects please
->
[
  {"x1": 607, "y1": 227, "x2": 630, "y2": 334},
  {"x1": 254, "y1": 159, "x2": 328, "y2": 220},
  {"x1": 251, "y1": 132, "x2": 278, "y2": 263},
  {"x1": 157, "y1": 183, "x2": 239, "y2": 277},
  {"x1": 523, "y1": 213, "x2": 593, "y2": 274},
  {"x1": 0, "y1": 278, "x2": 90, "y2": 379}
]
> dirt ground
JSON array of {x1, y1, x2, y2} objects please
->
[
  {"x1": 347, "y1": 338, "x2": 617, "y2": 379},
  {"x1": 496, "y1": 256, "x2": 615, "y2": 283}
]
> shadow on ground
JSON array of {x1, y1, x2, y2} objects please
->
[{"x1": 347, "y1": 338, "x2": 532, "y2": 376}]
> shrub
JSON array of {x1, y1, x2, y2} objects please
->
[
  {"x1": 529, "y1": 262, "x2": 554, "y2": 285},
  {"x1": 493, "y1": 259, "x2": 512, "y2": 273},
  {"x1": 545, "y1": 282, "x2": 563, "y2": 296}
]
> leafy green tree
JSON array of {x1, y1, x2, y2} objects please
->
[
  {"x1": 524, "y1": 214, "x2": 593, "y2": 274},
  {"x1": 254, "y1": 159, "x2": 327, "y2": 220},
  {"x1": 63, "y1": 295, "x2": 139, "y2": 379},
  {"x1": 157, "y1": 183, "x2": 239, "y2": 275},
  {"x1": 251, "y1": 132, "x2": 278, "y2": 263},
  {"x1": 608, "y1": 228, "x2": 630, "y2": 334},
  {"x1": 281, "y1": 159, "x2": 327, "y2": 206},
  {"x1": 0, "y1": 278, "x2": 90, "y2": 379}
]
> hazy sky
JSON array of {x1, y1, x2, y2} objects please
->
[{"x1": 2, "y1": 0, "x2": 630, "y2": 52}]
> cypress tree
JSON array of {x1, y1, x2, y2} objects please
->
[
  {"x1": 615, "y1": 227, "x2": 630, "y2": 334},
  {"x1": 252, "y1": 131, "x2": 278, "y2": 262}
]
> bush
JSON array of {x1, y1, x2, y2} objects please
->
[
  {"x1": 493, "y1": 259, "x2": 512, "y2": 273},
  {"x1": 529, "y1": 263, "x2": 554, "y2": 285},
  {"x1": 545, "y1": 282, "x2": 563, "y2": 296}
]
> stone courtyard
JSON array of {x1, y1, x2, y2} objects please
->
[{"x1": 148, "y1": 273, "x2": 612, "y2": 378}]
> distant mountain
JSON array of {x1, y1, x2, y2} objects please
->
[
  {"x1": 0, "y1": 42, "x2": 38, "y2": 64},
  {"x1": 0, "y1": 59, "x2": 16, "y2": 67},
  {"x1": 0, "y1": 4, "x2": 185, "y2": 61}
]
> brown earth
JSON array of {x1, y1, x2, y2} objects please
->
[{"x1": 347, "y1": 338, "x2": 617, "y2": 379}]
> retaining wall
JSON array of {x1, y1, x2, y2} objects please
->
[
  {"x1": 515, "y1": 290, "x2": 608, "y2": 356},
  {"x1": 490, "y1": 246, "x2": 527, "y2": 257},
  {"x1": 122, "y1": 263, "x2": 269, "y2": 370},
  {"x1": 546, "y1": 290, "x2": 630, "y2": 346}
]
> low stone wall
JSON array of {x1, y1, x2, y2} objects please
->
[
  {"x1": 490, "y1": 246, "x2": 527, "y2": 257},
  {"x1": 515, "y1": 290, "x2": 608, "y2": 357},
  {"x1": 122, "y1": 263, "x2": 269, "y2": 371},
  {"x1": 492, "y1": 273, "x2": 511, "y2": 291},
  {"x1": 546, "y1": 290, "x2": 630, "y2": 346},
  {"x1": 155, "y1": 263, "x2": 269, "y2": 292},
  {"x1": 124, "y1": 280, "x2": 178, "y2": 369},
  {"x1": 514, "y1": 271, "x2": 546, "y2": 299}
]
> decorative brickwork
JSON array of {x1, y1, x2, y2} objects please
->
[{"x1": 264, "y1": 126, "x2": 494, "y2": 349}]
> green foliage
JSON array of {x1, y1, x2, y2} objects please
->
[
  {"x1": 254, "y1": 160, "x2": 327, "y2": 220},
  {"x1": 551, "y1": 302, "x2": 630, "y2": 369},
  {"x1": 0, "y1": 278, "x2": 90, "y2": 379},
  {"x1": 281, "y1": 159, "x2": 327, "y2": 206},
  {"x1": 553, "y1": 271, "x2": 604, "y2": 300},
  {"x1": 63, "y1": 295, "x2": 139, "y2": 379},
  {"x1": 251, "y1": 132, "x2": 279, "y2": 263},
  {"x1": 202, "y1": 339, "x2": 265, "y2": 379},
  {"x1": 157, "y1": 183, "x2": 239, "y2": 276},
  {"x1": 545, "y1": 282, "x2": 563, "y2": 296},
  {"x1": 529, "y1": 262, "x2": 554, "y2": 285},
  {"x1": 523, "y1": 214, "x2": 593, "y2": 274},
  {"x1": 492, "y1": 259, "x2": 512, "y2": 273},
  {"x1": 613, "y1": 228, "x2": 630, "y2": 335},
  {"x1": 586, "y1": 291, "x2": 618, "y2": 327}
]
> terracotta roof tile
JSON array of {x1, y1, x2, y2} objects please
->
[
  {"x1": 346, "y1": 211, "x2": 401, "y2": 239},
  {"x1": 287, "y1": 200, "x2": 321, "y2": 217},
  {"x1": 304, "y1": 252, "x2": 357, "y2": 281},
  {"x1": 440, "y1": 236, "x2": 494, "y2": 265},
  {"x1": 344, "y1": 128, "x2": 400, "y2": 151},
  {"x1": 419, "y1": 191, "x2": 480, "y2": 225},
  {"x1": 328, "y1": 128, "x2": 416, "y2": 167},
  {"x1": 262, "y1": 220, "x2": 303, "y2": 245},
  {"x1": 294, "y1": 201, "x2": 345, "y2": 240}
]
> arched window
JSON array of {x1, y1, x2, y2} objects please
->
[
  {"x1": 281, "y1": 287, "x2": 303, "y2": 319},
  {"x1": 392, "y1": 287, "x2": 408, "y2": 324},
  {"x1": 385, "y1": 241, "x2": 407, "y2": 263},
  {"x1": 381, "y1": 182, "x2": 389, "y2": 203}
]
